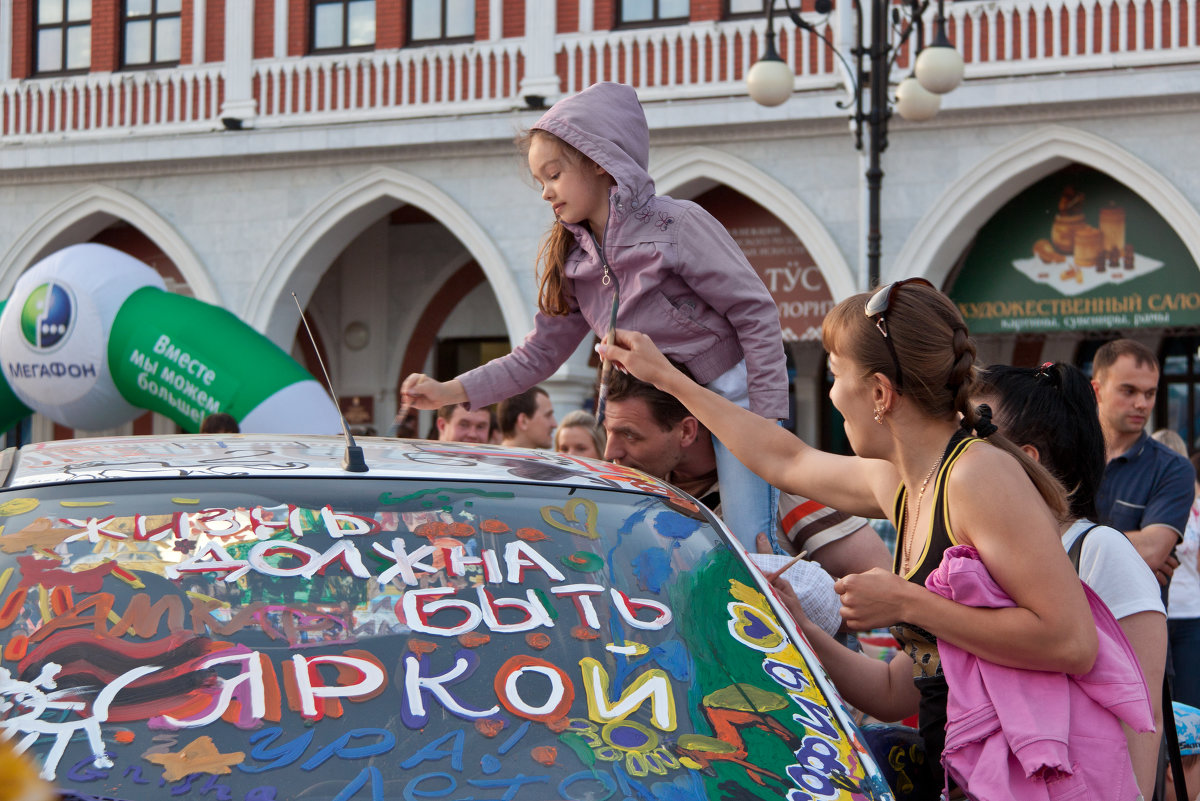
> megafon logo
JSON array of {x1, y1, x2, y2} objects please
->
[{"x1": 20, "y1": 281, "x2": 74, "y2": 352}]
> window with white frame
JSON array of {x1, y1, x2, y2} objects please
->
[
  {"x1": 409, "y1": 0, "x2": 475, "y2": 44},
  {"x1": 35, "y1": 0, "x2": 92, "y2": 74},
  {"x1": 619, "y1": 0, "x2": 690, "y2": 25},
  {"x1": 123, "y1": 0, "x2": 181, "y2": 67},
  {"x1": 312, "y1": 0, "x2": 376, "y2": 51},
  {"x1": 728, "y1": 0, "x2": 766, "y2": 15}
]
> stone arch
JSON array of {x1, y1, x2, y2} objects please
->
[
  {"x1": 652, "y1": 146, "x2": 858, "y2": 301},
  {"x1": 0, "y1": 184, "x2": 217, "y2": 302},
  {"x1": 895, "y1": 125, "x2": 1200, "y2": 288},
  {"x1": 249, "y1": 166, "x2": 525, "y2": 346}
]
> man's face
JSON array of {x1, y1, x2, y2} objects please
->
[
  {"x1": 602, "y1": 397, "x2": 687, "y2": 479},
  {"x1": 438, "y1": 407, "x2": 491, "y2": 444},
  {"x1": 1093, "y1": 354, "x2": 1159, "y2": 438},
  {"x1": 522, "y1": 392, "x2": 557, "y2": 449}
]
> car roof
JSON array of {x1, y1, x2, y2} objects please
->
[{"x1": 3, "y1": 434, "x2": 677, "y2": 493}]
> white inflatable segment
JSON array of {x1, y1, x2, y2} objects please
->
[
  {"x1": 0, "y1": 244, "x2": 165, "y2": 431},
  {"x1": 239, "y1": 380, "x2": 343, "y2": 435},
  {"x1": 0, "y1": 243, "x2": 345, "y2": 435}
]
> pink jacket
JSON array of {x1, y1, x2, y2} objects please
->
[
  {"x1": 926, "y1": 544, "x2": 1153, "y2": 801},
  {"x1": 457, "y1": 83, "x2": 787, "y2": 418}
]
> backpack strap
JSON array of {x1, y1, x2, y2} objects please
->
[{"x1": 1067, "y1": 523, "x2": 1101, "y2": 572}]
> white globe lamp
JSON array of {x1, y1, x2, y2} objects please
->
[
  {"x1": 747, "y1": 49, "x2": 795, "y2": 107},
  {"x1": 895, "y1": 75, "x2": 941, "y2": 121}
]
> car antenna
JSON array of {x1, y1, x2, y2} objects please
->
[{"x1": 291, "y1": 292, "x2": 368, "y2": 473}]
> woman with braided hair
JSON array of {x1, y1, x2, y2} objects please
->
[{"x1": 599, "y1": 279, "x2": 1150, "y2": 799}]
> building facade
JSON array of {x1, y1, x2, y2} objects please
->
[{"x1": 2, "y1": 0, "x2": 1199, "y2": 446}]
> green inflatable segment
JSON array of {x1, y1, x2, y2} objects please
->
[
  {"x1": 108, "y1": 287, "x2": 313, "y2": 432},
  {"x1": 0, "y1": 300, "x2": 34, "y2": 433}
]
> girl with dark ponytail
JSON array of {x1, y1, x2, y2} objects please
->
[
  {"x1": 977, "y1": 362, "x2": 1165, "y2": 800},
  {"x1": 599, "y1": 279, "x2": 1145, "y2": 798}
]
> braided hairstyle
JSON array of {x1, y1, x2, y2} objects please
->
[{"x1": 821, "y1": 281, "x2": 1067, "y2": 519}]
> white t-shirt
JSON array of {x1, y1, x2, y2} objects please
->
[
  {"x1": 1168, "y1": 498, "x2": 1200, "y2": 619},
  {"x1": 1063, "y1": 519, "x2": 1164, "y2": 620}
]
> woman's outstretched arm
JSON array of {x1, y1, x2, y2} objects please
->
[{"x1": 599, "y1": 329, "x2": 892, "y2": 518}]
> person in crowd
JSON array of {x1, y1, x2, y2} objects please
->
[
  {"x1": 387, "y1": 409, "x2": 420, "y2": 439},
  {"x1": 553, "y1": 409, "x2": 606, "y2": 459},
  {"x1": 433, "y1": 403, "x2": 493, "y2": 444},
  {"x1": 498, "y1": 386, "x2": 557, "y2": 449},
  {"x1": 398, "y1": 81, "x2": 786, "y2": 550},
  {"x1": 601, "y1": 367, "x2": 851, "y2": 635},
  {"x1": 199, "y1": 413, "x2": 239, "y2": 434},
  {"x1": 598, "y1": 279, "x2": 1149, "y2": 797},
  {"x1": 1092, "y1": 340, "x2": 1194, "y2": 586},
  {"x1": 1172, "y1": 450, "x2": 1200, "y2": 709},
  {"x1": 977, "y1": 362, "x2": 1166, "y2": 799},
  {"x1": 1168, "y1": 701, "x2": 1200, "y2": 801},
  {"x1": 603, "y1": 367, "x2": 890, "y2": 579}
]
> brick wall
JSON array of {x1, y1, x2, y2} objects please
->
[
  {"x1": 556, "y1": 0, "x2": 578, "y2": 33},
  {"x1": 206, "y1": 0, "x2": 225, "y2": 61},
  {"x1": 594, "y1": 0, "x2": 614, "y2": 31},
  {"x1": 692, "y1": 0, "x2": 721, "y2": 21},
  {"x1": 11, "y1": 0, "x2": 30, "y2": 78},
  {"x1": 254, "y1": 0, "x2": 274, "y2": 58},
  {"x1": 502, "y1": 0, "x2": 523, "y2": 38},
  {"x1": 378, "y1": 0, "x2": 404, "y2": 49},
  {"x1": 92, "y1": 0, "x2": 119, "y2": 71},
  {"x1": 180, "y1": 0, "x2": 193, "y2": 62},
  {"x1": 288, "y1": 0, "x2": 307, "y2": 55}
]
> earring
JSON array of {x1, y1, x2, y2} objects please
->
[{"x1": 874, "y1": 406, "x2": 884, "y2": 424}]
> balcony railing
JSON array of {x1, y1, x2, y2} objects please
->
[{"x1": 2, "y1": 0, "x2": 1198, "y2": 140}]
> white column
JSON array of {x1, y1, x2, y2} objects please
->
[
  {"x1": 193, "y1": 0, "x2": 207, "y2": 64},
  {"x1": 0, "y1": 0, "x2": 12, "y2": 81},
  {"x1": 578, "y1": 0, "x2": 593, "y2": 33},
  {"x1": 220, "y1": 0, "x2": 257, "y2": 125},
  {"x1": 489, "y1": 0, "x2": 502, "y2": 41},
  {"x1": 518, "y1": 0, "x2": 559, "y2": 106},
  {"x1": 274, "y1": 0, "x2": 288, "y2": 57}
]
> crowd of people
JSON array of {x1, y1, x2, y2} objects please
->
[{"x1": 390, "y1": 82, "x2": 1200, "y2": 800}]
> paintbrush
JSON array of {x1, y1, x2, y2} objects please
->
[
  {"x1": 594, "y1": 270, "x2": 621, "y2": 423},
  {"x1": 766, "y1": 549, "x2": 809, "y2": 583}
]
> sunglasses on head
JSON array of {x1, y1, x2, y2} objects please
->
[{"x1": 864, "y1": 277, "x2": 935, "y2": 392}]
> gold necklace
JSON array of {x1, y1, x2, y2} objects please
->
[{"x1": 902, "y1": 454, "x2": 945, "y2": 574}]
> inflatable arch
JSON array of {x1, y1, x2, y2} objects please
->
[
  {"x1": 894, "y1": 126, "x2": 1200, "y2": 288},
  {"x1": 247, "y1": 167, "x2": 527, "y2": 350},
  {"x1": 0, "y1": 244, "x2": 341, "y2": 434},
  {"x1": 653, "y1": 147, "x2": 859, "y2": 301},
  {"x1": 0, "y1": 184, "x2": 220, "y2": 304}
]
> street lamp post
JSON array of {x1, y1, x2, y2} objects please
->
[{"x1": 747, "y1": 0, "x2": 964, "y2": 289}]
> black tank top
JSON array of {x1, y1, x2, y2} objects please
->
[{"x1": 888, "y1": 429, "x2": 981, "y2": 789}]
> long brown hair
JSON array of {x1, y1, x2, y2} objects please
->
[
  {"x1": 516, "y1": 128, "x2": 597, "y2": 317},
  {"x1": 822, "y1": 282, "x2": 1068, "y2": 519}
]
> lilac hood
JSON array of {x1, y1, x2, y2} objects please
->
[{"x1": 532, "y1": 82, "x2": 656, "y2": 212}]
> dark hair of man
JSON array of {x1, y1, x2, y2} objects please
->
[
  {"x1": 199, "y1": 412, "x2": 240, "y2": 434},
  {"x1": 435, "y1": 402, "x2": 494, "y2": 435},
  {"x1": 1093, "y1": 338, "x2": 1159, "y2": 380},
  {"x1": 498, "y1": 387, "x2": 548, "y2": 437},
  {"x1": 976, "y1": 362, "x2": 1104, "y2": 521},
  {"x1": 605, "y1": 366, "x2": 694, "y2": 431}
]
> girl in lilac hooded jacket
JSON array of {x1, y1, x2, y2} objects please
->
[{"x1": 401, "y1": 82, "x2": 788, "y2": 548}]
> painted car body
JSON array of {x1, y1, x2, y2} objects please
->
[{"x1": 0, "y1": 435, "x2": 893, "y2": 801}]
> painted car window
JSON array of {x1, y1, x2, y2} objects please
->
[{"x1": 0, "y1": 478, "x2": 889, "y2": 801}]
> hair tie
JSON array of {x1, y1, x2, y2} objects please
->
[
  {"x1": 1035, "y1": 362, "x2": 1060, "y2": 387},
  {"x1": 961, "y1": 403, "x2": 998, "y2": 438}
]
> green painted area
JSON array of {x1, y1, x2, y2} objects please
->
[{"x1": 379, "y1": 488, "x2": 516, "y2": 505}]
